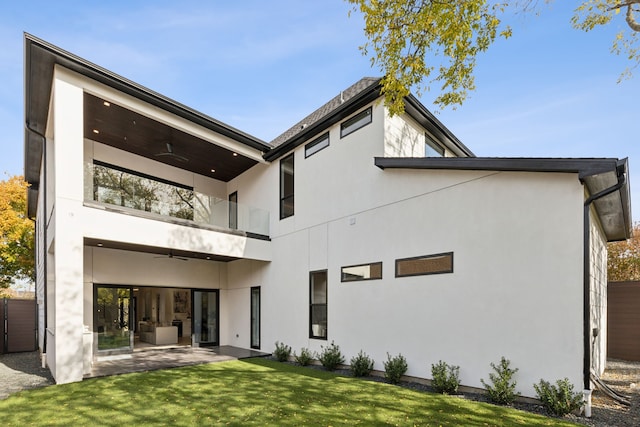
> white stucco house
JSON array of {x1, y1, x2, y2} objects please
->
[{"x1": 24, "y1": 34, "x2": 631, "y2": 405}]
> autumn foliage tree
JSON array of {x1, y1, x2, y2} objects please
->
[
  {"x1": 608, "y1": 223, "x2": 640, "y2": 281},
  {"x1": 347, "y1": 0, "x2": 640, "y2": 114},
  {"x1": 0, "y1": 175, "x2": 34, "y2": 288}
]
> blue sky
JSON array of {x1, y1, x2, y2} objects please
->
[{"x1": 1, "y1": 1, "x2": 638, "y2": 221}]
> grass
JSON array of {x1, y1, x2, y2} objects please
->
[{"x1": 0, "y1": 358, "x2": 581, "y2": 426}]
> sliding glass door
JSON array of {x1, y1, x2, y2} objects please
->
[
  {"x1": 95, "y1": 285, "x2": 133, "y2": 351},
  {"x1": 193, "y1": 290, "x2": 219, "y2": 346}
]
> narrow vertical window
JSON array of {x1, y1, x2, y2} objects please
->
[
  {"x1": 309, "y1": 270, "x2": 327, "y2": 339},
  {"x1": 280, "y1": 153, "x2": 294, "y2": 219},
  {"x1": 228, "y1": 191, "x2": 238, "y2": 229},
  {"x1": 250, "y1": 286, "x2": 260, "y2": 349}
]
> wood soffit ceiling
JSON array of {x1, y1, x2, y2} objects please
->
[{"x1": 83, "y1": 93, "x2": 258, "y2": 182}]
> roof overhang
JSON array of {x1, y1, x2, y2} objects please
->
[
  {"x1": 375, "y1": 156, "x2": 632, "y2": 242},
  {"x1": 403, "y1": 95, "x2": 474, "y2": 158},
  {"x1": 263, "y1": 79, "x2": 383, "y2": 161},
  {"x1": 24, "y1": 34, "x2": 271, "y2": 217}
]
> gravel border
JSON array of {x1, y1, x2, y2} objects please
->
[{"x1": 0, "y1": 351, "x2": 54, "y2": 400}]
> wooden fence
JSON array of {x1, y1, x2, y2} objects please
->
[
  {"x1": 608, "y1": 281, "x2": 640, "y2": 361},
  {"x1": 1, "y1": 298, "x2": 37, "y2": 354}
]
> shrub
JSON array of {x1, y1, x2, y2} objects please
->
[
  {"x1": 317, "y1": 341, "x2": 345, "y2": 371},
  {"x1": 480, "y1": 356, "x2": 520, "y2": 405},
  {"x1": 350, "y1": 350, "x2": 374, "y2": 377},
  {"x1": 431, "y1": 360, "x2": 460, "y2": 394},
  {"x1": 294, "y1": 347, "x2": 313, "y2": 366},
  {"x1": 273, "y1": 341, "x2": 291, "y2": 362},
  {"x1": 533, "y1": 378, "x2": 584, "y2": 416},
  {"x1": 383, "y1": 353, "x2": 408, "y2": 384}
]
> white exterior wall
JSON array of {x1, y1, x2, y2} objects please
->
[
  {"x1": 38, "y1": 64, "x2": 597, "y2": 397},
  {"x1": 40, "y1": 66, "x2": 272, "y2": 383},
  {"x1": 262, "y1": 105, "x2": 585, "y2": 398},
  {"x1": 384, "y1": 111, "x2": 455, "y2": 157},
  {"x1": 49, "y1": 67, "x2": 86, "y2": 384},
  {"x1": 589, "y1": 208, "x2": 608, "y2": 375}
]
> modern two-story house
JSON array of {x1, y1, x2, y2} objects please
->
[{"x1": 24, "y1": 34, "x2": 631, "y2": 405}]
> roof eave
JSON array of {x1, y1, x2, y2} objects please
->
[
  {"x1": 403, "y1": 95, "x2": 475, "y2": 158},
  {"x1": 263, "y1": 81, "x2": 383, "y2": 161},
  {"x1": 374, "y1": 156, "x2": 632, "y2": 242},
  {"x1": 24, "y1": 33, "x2": 271, "y2": 211}
]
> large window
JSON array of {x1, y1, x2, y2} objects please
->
[
  {"x1": 340, "y1": 107, "x2": 372, "y2": 138},
  {"x1": 341, "y1": 262, "x2": 383, "y2": 282},
  {"x1": 395, "y1": 252, "x2": 454, "y2": 277},
  {"x1": 280, "y1": 154, "x2": 294, "y2": 219},
  {"x1": 92, "y1": 161, "x2": 194, "y2": 220},
  {"x1": 305, "y1": 133, "x2": 330, "y2": 158},
  {"x1": 309, "y1": 270, "x2": 327, "y2": 339}
]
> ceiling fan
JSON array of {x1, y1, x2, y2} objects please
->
[
  {"x1": 154, "y1": 142, "x2": 189, "y2": 163},
  {"x1": 154, "y1": 250, "x2": 189, "y2": 261}
]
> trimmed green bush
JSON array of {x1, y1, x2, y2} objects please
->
[
  {"x1": 431, "y1": 360, "x2": 460, "y2": 394},
  {"x1": 383, "y1": 353, "x2": 408, "y2": 384},
  {"x1": 534, "y1": 378, "x2": 584, "y2": 416},
  {"x1": 350, "y1": 350, "x2": 374, "y2": 377},
  {"x1": 273, "y1": 341, "x2": 291, "y2": 362},
  {"x1": 317, "y1": 341, "x2": 345, "y2": 371},
  {"x1": 294, "y1": 347, "x2": 313, "y2": 366},
  {"x1": 480, "y1": 356, "x2": 520, "y2": 405}
]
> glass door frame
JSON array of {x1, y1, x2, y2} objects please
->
[
  {"x1": 250, "y1": 286, "x2": 260, "y2": 349},
  {"x1": 192, "y1": 289, "x2": 220, "y2": 347},
  {"x1": 93, "y1": 283, "x2": 133, "y2": 355}
]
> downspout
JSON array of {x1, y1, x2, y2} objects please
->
[
  {"x1": 582, "y1": 167, "x2": 626, "y2": 416},
  {"x1": 25, "y1": 124, "x2": 47, "y2": 366}
]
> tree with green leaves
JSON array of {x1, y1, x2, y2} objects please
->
[
  {"x1": 0, "y1": 175, "x2": 34, "y2": 288},
  {"x1": 347, "y1": 0, "x2": 640, "y2": 114}
]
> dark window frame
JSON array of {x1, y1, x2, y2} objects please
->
[
  {"x1": 279, "y1": 153, "x2": 294, "y2": 219},
  {"x1": 250, "y1": 286, "x2": 260, "y2": 349},
  {"x1": 340, "y1": 261, "x2": 383, "y2": 282},
  {"x1": 340, "y1": 107, "x2": 372, "y2": 138},
  {"x1": 228, "y1": 191, "x2": 238, "y2": 230},
  {"x1": 425, "y1": 133, "x2": 445, "y2": 157},
  {"x1": 93, "y1": 160, "x2": 193, "y2": 191},
  {"x1": 304, "y1": 132, "x2": 330, "y2": 158},
  {"x1": 395, "y1": 252, "x2": 454, "y2": 278},
  {"x1": 309, "y1": 270, "x2": 328, "y2": 340}
]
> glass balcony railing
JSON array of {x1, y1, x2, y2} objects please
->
[{"x1": 84, "y1": 162, "x2": 269, "y2": 237}]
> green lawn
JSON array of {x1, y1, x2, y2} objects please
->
[{"x1": 0, "y1": 358, "x2": 580, "y2": 426}]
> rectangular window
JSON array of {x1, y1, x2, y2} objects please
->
[
  {"x1": 250, "y1": 287, "x2": 260, "y2": 349},
  {"x1": 425, "y1": 133, "x2": 445, "y2": 157},
  {"x1": 340, "y1": 107, "x2": 372, "y2": 138},
  {"x1": 341, "y1": 262, "x2": 383, "y2": 282},
  {"x1": 310, "y1": 271, "x2": 328, "y2": 339},
  {"x1": 92, "y1": 161, "x2": 195, "y2": 220},
  {"x1": 305, "y1": 133, "x2": 330, "y2": 158},
  {"x1": 228, "y1": 191, "x2": 238, "y2": 229},
  {"x1": 395, "y1": 252, "x2": 454, "y2": 277},
  {"x1": 280, "y1": 153, "x2": 294, "y2": 219}
]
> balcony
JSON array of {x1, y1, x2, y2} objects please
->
[{"x1": 84, "y1": 162, "x2": 269, "y2": 238}]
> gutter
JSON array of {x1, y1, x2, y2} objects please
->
[
  {"x1": 25, "y1": 124, "x2": 47, "y2": 366},
  {"x1": 582, "y1": 163, "x2": 626, "y2": 409}
]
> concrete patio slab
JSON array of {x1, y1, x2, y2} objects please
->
[{"x1": 86, "y1": 346, "x2": 270, "y2": 378}]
